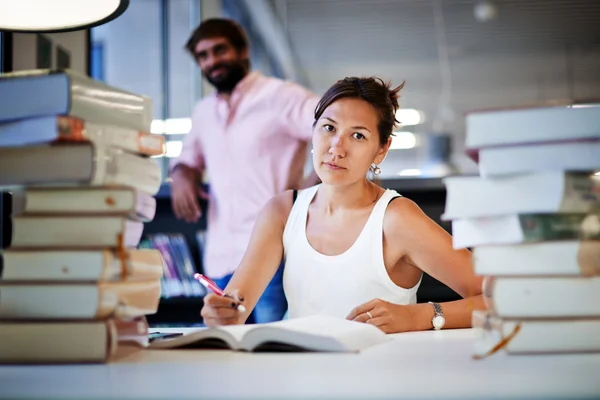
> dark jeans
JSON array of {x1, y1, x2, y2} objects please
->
[{"x1": 212, "y1": 261, "x2": 287, "y2": 324}]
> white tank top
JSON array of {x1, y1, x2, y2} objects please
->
[{"x1": 282, "y1": 184, "x2": 422, "y2": 319}]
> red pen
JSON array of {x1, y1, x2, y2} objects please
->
[{"x1": 194, "y1": 273, "x2": 246, "y2": 313}]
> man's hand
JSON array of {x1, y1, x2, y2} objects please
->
[{"x1": 169, "y1": 166, "x2": 209, "y2": 223}]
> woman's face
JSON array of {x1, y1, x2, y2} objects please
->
[{"x1": 312, "y1": 97, "x2": 390, "y2": 186}]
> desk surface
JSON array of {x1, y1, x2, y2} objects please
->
[{"x1": 1, "y1": 328, "x2": 599, "y2": 399}]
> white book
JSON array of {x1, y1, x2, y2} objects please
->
[
  {"x1": 0, "y1": 318, "x2": 150, "y2": 364},
  {"x1": 486, "y1": 276, "x2": 600, "y2": 318},
  {"x1": 0, "y1": 281, "x2": 161, "y2": 320},
  {"x1": 0, "y1": 69, "x2": 152, "y2": 131},
  {"x1": 473, "y1": 240, "x2": 600, "y2": 276},
  {"x1": 1, "y1": 249, "x2": 165, "y2": 282},
  {"x1": 477, "y1": 140, "x2": 600, "y2": 178},
  {"x1": 473, "y1": 310, "x2": 600, "y2": 355},
  {"x1": 9, "y1": 216, "x2": 144, "y2": 249},
  {"x1": 442, "y1": 172, "x2": 600, "y2": 220},
  {"x1": 0, "y1": 115, "x2": 165, "y2": 157},
  {"x1": 451, "y1": 213, "x2": 600, "y2": 249},
  {"x1": 0, "y1": 142, "x2": 162, "y2": 195},
  {"x1": 149, "y1": 315, "x2": 390, "y2": 353},
  {"x1": 11, "y1": 186, "x2": 157, "y2": 222},
  {"x1": 466, "y1": 103, "x2": 600, "y2": 149}
]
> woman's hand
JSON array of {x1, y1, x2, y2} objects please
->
[
  {"x1": 346, "y1": 298, "x2": 417, "y2": 334},
  {"x1": 200, "y1": 292, "x2": 245, "y2": 327}
]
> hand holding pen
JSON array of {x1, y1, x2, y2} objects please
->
[{"x1": 195, "y1": 273, "x2": 247, "y2": 326}]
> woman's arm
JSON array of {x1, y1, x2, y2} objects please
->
[
  {"x1": 347, "y1": 197, "x2": 486, "y2": 332},
  {"x1": 215, "y1": 190, "x2": 294, "y2": 324},
  {"x1": 388, "y1": 197, "x2": 486, "y2": 329}
]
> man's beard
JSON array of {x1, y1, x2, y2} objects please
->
[{"x1": 204, "y1": 61, "x2": 247, "y2": 94}]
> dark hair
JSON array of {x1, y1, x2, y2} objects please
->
[
  {"x1": 185, "y1": 18, "x2": 248, "y2": 57},
  {"x1": 313, "y1": 77, "x2": 405, "y2": 146}
]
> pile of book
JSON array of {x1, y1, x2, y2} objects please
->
[
  {"x1": 0, "y1": 69, "x2": 167, "y2": 363},
  {"x1": 443, "y1": 101, "x2": 600, "y2": 356}
]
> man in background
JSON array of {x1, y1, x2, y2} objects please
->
[{"x1": 169, "y1": 18, "x2": 319, "y2": 323}]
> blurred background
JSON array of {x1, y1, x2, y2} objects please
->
[
  {"x1": 89, "y1": 0, "x2": 600, "y2": 181},
  {"x1": 2, "y1": 0, "x2": 599, "y2": 325}
]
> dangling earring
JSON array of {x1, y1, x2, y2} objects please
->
[
  {"x1": 311, "y1": 149, "x2": 314, "y2": 155},
  {"x1": 371, "y1": 164, "x2": 381, "y2": 175}
]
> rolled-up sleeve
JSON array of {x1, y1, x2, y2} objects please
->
[
  {"x1": 169, "y1": 105, "x2": 205, "y2": 174},
  {"x1": 277, "y1": 82, "x2": 320, "y2": 142}
]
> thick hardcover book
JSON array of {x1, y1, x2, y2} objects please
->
[
  {"x1": 149, "y1": 315, "x2": 390, "y2": 353},
  {"x1": 0, "y1": 115, "x2": 165, "y2": 157},
  {"x1": 0, "y1": 69, "x2": 152, "y2": 131},
  {"x1": 0, "y1": 142, "x2": 162, "y2": 195}
]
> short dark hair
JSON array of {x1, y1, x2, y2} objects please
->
[
  {"x1": 314, "y1": 77, "x2": 405, "y2": 146},
  {"x1": 185, "y1": 18, "x2": 248, "y2": 57}
]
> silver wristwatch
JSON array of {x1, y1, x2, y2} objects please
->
[{"x1": 428, "y1": 301, "x2": 445, "y2": 330}]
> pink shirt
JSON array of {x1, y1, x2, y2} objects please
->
[{"x1": 170, "y1": 71, "x2": 319, "y2": 279}]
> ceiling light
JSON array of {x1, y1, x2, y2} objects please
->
[
  {"x1": 0, "y1": 0, "x2": 129, "y2": 33},
  {"x1": 397, "y1": 169, "x2": 422, "y2": 177},
  {"x1": 151, "y1": 118, "x2": 192, "y2": 135},
  {"x1": 164, "y1": 141, "x2": 183, "y2": 158},
  {"x1": 396, "y1": 109, "x2": 424, "y2": 126},
  {"x1": 390, "y1": 132, "x2": 417, "y2": 150}
]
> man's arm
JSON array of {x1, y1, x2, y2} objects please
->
[
  {"x1": 168, "y1": 110, "x2": 205, "y2": 180},
  {"x1": 168, "y1": 107, "x2": 208, "y2": 222}
]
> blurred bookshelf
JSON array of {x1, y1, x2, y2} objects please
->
[{"x1": 141, "y1": 183, "x2": 208, "y2": 326}]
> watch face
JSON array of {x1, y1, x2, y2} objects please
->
[{"x1": 433, "y1": 315, "x2": 445, "y2": 330}]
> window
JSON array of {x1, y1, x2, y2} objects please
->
[
  {"x1": 90, "y1": 0, "x2": 202, "y2": 179},
  {"x1": 90, "y1": 41, "x2": 104, "y2": 81}
]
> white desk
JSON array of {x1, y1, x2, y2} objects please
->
[{"x1": 1, "y1": 328, "x2": 599, "y2": 399}]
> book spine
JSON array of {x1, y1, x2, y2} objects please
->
[{"x1": 519, "y1": 213, "x2": 600, "y2": 242}]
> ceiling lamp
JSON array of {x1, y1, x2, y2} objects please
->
[{"x1": 0, "y1": 0, "x2": 129, "y2": 33}]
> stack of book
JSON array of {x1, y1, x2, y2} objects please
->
[
  {"x1": 442, "y1": 102, "x2": 600, "y2": 356},
  {"x1": 0, "y1": 69, "x2": 167, "y2": 363}
]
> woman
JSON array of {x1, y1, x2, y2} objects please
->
[{"x1": 200, "y1": 77, "x2": 485, "y2": 333}]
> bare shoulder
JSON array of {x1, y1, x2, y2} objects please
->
[
  {"x1": 260, "y1": 189, "x2": 298, "y2": 226},
  {"x1": 386, "y1": 196, "x2": 426, "y2": 220},
  {"x1": 383, "y1": 196, "x2": 432, "y2": 237}
]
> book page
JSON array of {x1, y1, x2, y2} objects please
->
[
  {"x1": 242, "y1": 315, "x2": 390, "y2": 352},
  {"x1": 149, "y1": 324, "x2": 256, "y2": 350}
]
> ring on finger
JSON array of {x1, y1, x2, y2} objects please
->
[{"x1": 366, "y1": 311, "x2": 373, "y2": 320}]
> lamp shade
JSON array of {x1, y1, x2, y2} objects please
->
[{"x1": 0, "y1": 0, "x2": 129, "y2": 33}]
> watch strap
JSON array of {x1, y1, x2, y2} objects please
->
[{"x1": 428, "y1": 301, "x2": 443, "y2": 317}]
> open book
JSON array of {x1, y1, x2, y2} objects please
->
[{"x1": 148, "y1": 315, "x2": 390, "y2": 353}]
